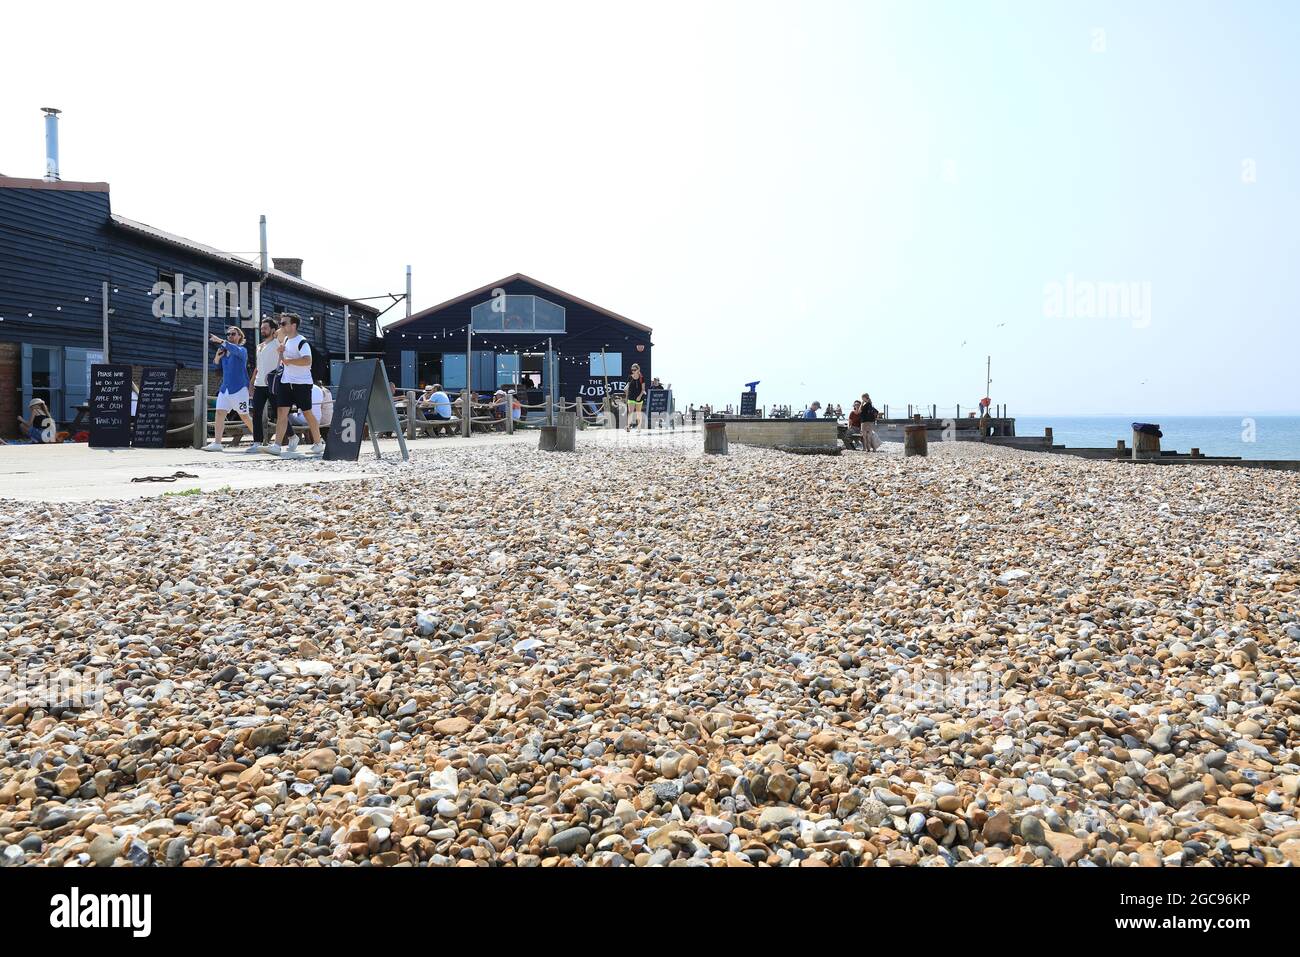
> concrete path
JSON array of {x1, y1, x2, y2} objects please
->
[{"x1": 0, "y1": 432, "x2": 530, "y2": 503}]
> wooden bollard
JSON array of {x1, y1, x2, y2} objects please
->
[
  {"x1": 904, "y1": 424, "x2": 928, "y2": 457},
  {"x1": 1132, "y1": 424, "x2": 1161, "y2": 460},
  {"x1": 555, "y1": 411, "x2": 577, "y2": 452},
  {"x1": 405, "y1": 391, "x2": 418, "y2": 440},
  {"x1": 1044, "y1": 427, "x2": 1053, "y2": 447},
  {"x1": 704, "y1": 420, "x2": 728, "y2": 455},
  {"x1": 1190, "y1": 448, "x2": 1201, "y2": 459},
  {"x1": 538, "y1": 426, "x2": 557, "y2": 451},
  {"x1": 192, "y1": 387, "x2": 206, "y2": 449},
  {"x1": 1117, "y1": 439, "x2": 1126, "y2": 452}
]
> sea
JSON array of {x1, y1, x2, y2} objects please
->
[{"x1": 1014, "y1": 415, "x2": 1300, "y2": 461}]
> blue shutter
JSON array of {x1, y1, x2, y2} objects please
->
[
  {"x1": 21, "y1": 343, "x2": 33, "y2": 411},
  {"x1": 63, "y1": 348, "x2": 91, "y2": 422},
  {"x1": 400, "y1": 350, "x2": 417, "y2": 390},
  {"x1": 442, "y1": 353, "x2": 466, "y2": 390}
]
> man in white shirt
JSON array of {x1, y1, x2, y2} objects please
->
[
  {"x1": 250, "y1": 317, "x2": 280, "y2": 452},
  {"x1": 268, "y1": 315, "x2": 324, "y2": 455}
]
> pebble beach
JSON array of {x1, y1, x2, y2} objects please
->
[{"x1": 1, "y1": 434, "x2": 1298, "y2": 868}]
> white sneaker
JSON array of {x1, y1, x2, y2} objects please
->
[
  {"x1": 202, "y1": 441, "x2": 224, "y2": 452},
  {"x1": 244, "y1": 443, "x2": 263, "y2": 454},
  {"x1": 266, "y1": 443, "x2": 283, "y2": 456},
  {"x1": 310, "y1": 441, "x2": 325, "y2": 455},
  {"x1": 287, "y1": 436, "x2": 301, "y2": 452}
]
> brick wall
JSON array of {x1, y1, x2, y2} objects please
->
[{"x1": 0, "y1": 342, "x2": 18, "y2": 439}]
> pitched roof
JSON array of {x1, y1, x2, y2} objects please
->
[
  {"x1": 384, "y1": 272, "x2": 652, "y2": 334},
  {"x1": 110, "y1": 214, "x2": 378, "y2": 314}
]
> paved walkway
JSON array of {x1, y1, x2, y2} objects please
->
[{"x1": 0, "y1": 432, "x2": 536, "y2": 503}]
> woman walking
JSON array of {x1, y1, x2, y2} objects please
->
[
  {"x1": 625, "y1": 363, "x2": 647, "y2": 431},
  {"x1": 860, "y1": 392, "x2": 881, "y2": 451}
]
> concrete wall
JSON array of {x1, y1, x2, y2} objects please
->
[{"x1": 723, "y1": 418, "x2": 840, "y2": 450}]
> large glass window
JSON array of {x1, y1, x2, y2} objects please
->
[
  {"x1": 470, "y1": 295, "x2": 566, "y2": 334},
  {"x1": 590, "y1": 352, "x2": 622, "y2": 377}
]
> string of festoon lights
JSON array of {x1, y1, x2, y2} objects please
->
[{"x1": 0, "y1": 285, "x2": 358, "y2": 323}]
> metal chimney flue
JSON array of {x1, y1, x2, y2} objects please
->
[{"x1": 42, "y1": 107, "x2": 61, "y2": 182}]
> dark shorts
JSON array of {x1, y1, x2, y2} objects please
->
[{"x1": 277, "y1": 383, "x2": 313, "y2": 410}]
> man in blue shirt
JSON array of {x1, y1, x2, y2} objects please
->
[
  {"x1": 802, "y1": 402, "x2": 822, "y2": 420},
  {"x1": 203, "y1": 326, "x2": 255, "y2": 451},
  {"x1": 426, "y1": 383, "x2": 453, "y2": 420}
]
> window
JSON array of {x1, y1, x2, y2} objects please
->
[
  {"x1": 590, "y1": 352, "x2": 622, "y2": 377},
  {"x1": 156, "y1": 271, "x2": 180, "y2": 325},
  {"x1": 470, "y1": 295, "x2": 566, "y2": 334}
]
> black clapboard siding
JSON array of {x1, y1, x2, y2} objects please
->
[{"x1": 0, "y1": 182, "x2": 379, "y2": 372}]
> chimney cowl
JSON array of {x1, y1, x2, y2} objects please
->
[{"x1": 273, "y1": 258, "x2": 303, "y2": 278}]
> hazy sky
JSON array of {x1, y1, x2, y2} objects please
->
[{"x1": 4, "y1": 0, "x2": 1297, "y2": 414}]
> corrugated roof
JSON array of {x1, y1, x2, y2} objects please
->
[
  {"x1": 384, "y1": 272, "x2": 651, "y2": 334},
  {"x1": 110, "y1": 214, "x2": 377, "y2": 314}
]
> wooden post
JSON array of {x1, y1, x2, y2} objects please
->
[
  {"x1": 461, "y1": 390, "x2": 471, "y2": 437},
  {"x1": 904, "y1": 424, "x2": 928, "y2": 457},
  {"x1": 538, "y1": 426, "x2": 557, "y2": 451},
  {"x1": 545, "y1": 393, "x2": 554, "y2": 427},
  {"x1": 1117, "y1": 439, "x2": 1126, "y2": 453},
  {"x1": 1132, "y1": 425, "x2": 1161, "y2": 460},
  {"x1": 1190, "y1": 448, "x2": 1201, "y2": 459},
  {"x1": 405, "y1": 391, "x2": 418, "y2": 440},
  {"x1": 506, "y1": 397, "x2": 514, "y2": 435},
  {"x1": 192, "y1": 386, "x2": 206, "y2": 449},
  {"x1": 704, "y1": 420, "x2": 728, "y2": 455},
  {"x1": 1044, "y1": 427, "x2": 1053, "y2": 447}
]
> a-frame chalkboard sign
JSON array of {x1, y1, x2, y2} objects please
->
[
  {"x1": 324, "y1": 359, "x2": 409, "y2": 462},
  {"x1": 88, "y1": 364, "x2": 134, "y2": 448}
]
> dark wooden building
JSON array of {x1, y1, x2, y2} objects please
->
[
  {"x1": 0, "y1": 175, "x2": 380, "y2": 436},
  {"x1": 382, "y1": 273, "x2": 652, "y2": 403}
]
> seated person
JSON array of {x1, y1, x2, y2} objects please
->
[
  {"x1": 290, "y1": 382, "x2": 333, "y2": 430},
  {"x1": 510, "y1": 392, "x2": 522, "y2": 422},
  {"x1": 424, "y1": 384, "x2": 453, "y2": 420},
  {"x1": 18, "y1": 399, "x2": 58, "y2": 443}
]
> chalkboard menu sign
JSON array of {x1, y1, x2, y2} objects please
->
[
  {"x1": 740, "y1": 392, "x2": 758, "y2": 417},
  {"x1": 131, "y1": 367, "x2": 176, "y2": 449},
  {"x1": 647, "y1": 389, "x2": 671, "y2": 414},
  {"x1": 325, "y1": 359, "x2": 408, "y2": 462},
  {"x1": 89, "y1": 364, "x2": 133, "y2": 448}
]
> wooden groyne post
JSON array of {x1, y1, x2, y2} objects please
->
[{"x1": 904, "y1": 424, "x2": 928, "y2": 457}]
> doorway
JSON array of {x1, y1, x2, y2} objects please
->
[{"x1": 22, "y1": 344, "x2": 64, "y2": 421}]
